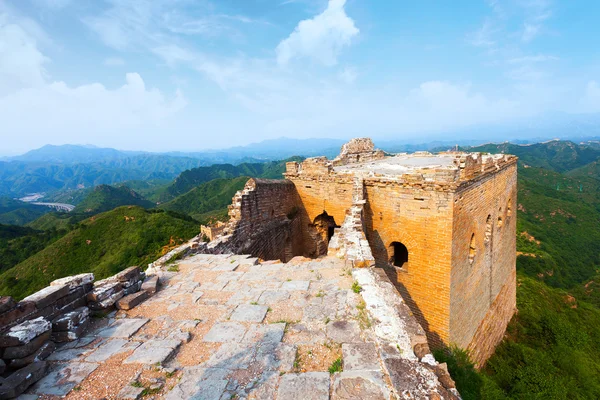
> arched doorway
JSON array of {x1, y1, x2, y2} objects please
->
[
  {"x1": 389, "y1": 241, "x2": 409, "y2": 268},
  {"x1": 310, "y1": 211, "x2": 339, "y2": 257}
]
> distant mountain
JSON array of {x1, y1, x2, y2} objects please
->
[
  {"x1": 0, "y1": 155, "x2": 209, "y2": 197},
  {"x1": 0, "y1": 206, "x2": 199, "y2": 299},
  {"x1": 9, "y1": 144, "x2": 131, "y2": 164},
  {"x1": 73, "y1": 184, "x2": 154, "y2": 214},
  {"x1": 159, "y1": 177, "x2": 249, "y2": 222}
]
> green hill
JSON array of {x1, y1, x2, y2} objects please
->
[
  {"x1": 0, "y1": 197, "x2": 51, "y2": 226},
  {"x1": 162, "y1": 157, "x2": 301, "y2": 201},
  {"x1": 439, "y1": 275, "x2": 600, "y2": 400},
  {"x1": 0, "y1": 206, "x2": 199, "y2": 299},
  {"x1": 73, "y1": 184, "x2": 155, "y2": 214},
  {"x1": 159, "y1": 177, "x2": 248, "y2": 222},
  {"x1": 0, "y1": 224, "x2": 66, "y2": 274},
  {"x1": 26, "y1": 212, "x2": 82, "y2": 231},
  {"x1": 469, "y1": 141, "x2": 600, "y2": 172}
]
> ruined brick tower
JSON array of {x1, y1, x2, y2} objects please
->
[{"x1": 205, "y1": 138, "x2": 517, "y2": 367}]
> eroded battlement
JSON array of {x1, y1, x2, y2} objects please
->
[{"x1": 285, "y1": 140, "x2": 517, "y2": 191}]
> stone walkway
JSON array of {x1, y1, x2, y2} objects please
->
[{"x1": 23, "y1": 253, "x2": 457, "y2": 399}]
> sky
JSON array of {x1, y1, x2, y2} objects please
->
[{"x1": 1, "y1": 0, "x2": 600, "y2": 154}]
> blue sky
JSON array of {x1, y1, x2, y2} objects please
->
[{"x1": 1, "y1": 0, "x2": 599, "y2": 154}]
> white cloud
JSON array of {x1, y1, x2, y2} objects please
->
[
  {"x1": 104, "y1": 57, "x2": 125, "y2": 66},
  {"x1": 507, "y1": 54, "x2": 558, "y2": 64},
  {"x1": 276, "y1": 0, "x2": 359, "y2": 66},
  {"x1": 468, "y1": 19, "x2": 497, "y2": 49},
  {"x1": 0, "y1": 8, "x2": 187, "y2": 152},
  {"x1": 0, "y1": 14, "x2": 48, "y2": 95},
  {"x1": 519, "y1": 0, "x2": 552, "y2": 42},
  {"x1": 338, "y1": 66, "x2": 357, "y2": 84}
]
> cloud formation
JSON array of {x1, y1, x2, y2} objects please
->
[
  {"x1": 276, "y1": 0, "x2": 358, "y2": 66},
  {"x1": 0, "y1": 8, "x2": 186, "y2": 152}
]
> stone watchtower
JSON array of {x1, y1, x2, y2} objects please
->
[
  {"x1": 203, "y1": 138, "x2": 517, "y2": 367},
  {"x1": 283, "y1": 139, "x2": 517, "y2": 366}
]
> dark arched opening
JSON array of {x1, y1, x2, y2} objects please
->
[
  {"x1": 310, "y1": 211, "x2": 339, "y2": 257},
  {"x1": 389, "y1": 241, "x2": 409, "y2": 268}
]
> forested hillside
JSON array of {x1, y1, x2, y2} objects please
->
[
  {"x1": 443, "y1": 140, "x2": 600, "y2": 399},
  {"x1": 162, "y1": 157, "x2": 301, "y2": 201},
  {"x1": 0, "y1": 207, "x2": 199, "y2": 299},
  {"x1": 0, "y1": 197, "x2": 50, "y2": 225}
]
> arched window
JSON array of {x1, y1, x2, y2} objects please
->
[
  {"x1": 389, "y1": 242, "x2": 409, "y2": 268},
  {"x1": 497, "y1": 207, "x2": 504, "y2": 228},
  {"x1": 485, "y1": 215, "x2": 492, "y2": 243},
  {"x1": 507, "y1": 199, "x2": 512, "y2": 217},
  {"x1": 469, "y1": 233, "x2": 476, "y2": 264}
]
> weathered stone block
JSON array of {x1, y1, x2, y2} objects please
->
[
  {"x1": 88, "y1": 290, "x2": 124, "y2": 311},
  {"x1": 51, "y1": 273, "x2": 94, "y2": 289},
  {"x1": 8, "y1": 341, "x2": 55, "y2": 368},
  {"x1": 3, "y1": 330, "x2": 51, "y2": 359},
  {"x1": 0, "y1": 317, "x2": 52, "y2": 347},
  {"x1": 116, "y1": 291, "x2": 149, "y2": 310},
  {"x1": 123, "y1": 280, "x2": 143, "y2": 295},
  {"x1": 51, "y1": 318, "x2": 89, "y2": 343},
  {"x1": 22, "y1": 285, "x2": 69, "y2": 309},
  {"x1": 87, "y1": 281, "x2": 122, "y2": 302},
  {"x1": 141, "y1": 275, "x2": 159, "y2": 294},
  {"x1": 0, "y1": 301, "x2": 36, "y2": 329},
  {"x1": 52, "y1": 307, "x2": 90, "y2": 331},
  {"x1": 0, "y1": 361, "x2": 47, "y2": 400},
  {"x1": 115, "y1": 266, "x2": 141, "y2": 282}
]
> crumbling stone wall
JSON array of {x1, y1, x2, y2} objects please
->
[
  {"x1": 332, "y1": 137, "x2": 386, "y2": 166},
  {"x1": 207, "y1": 178, "x2": 305, "y2": 262}
]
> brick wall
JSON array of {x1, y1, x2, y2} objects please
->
[
  {"x1": 362, "y1": 180, "x2": 454, "y2": 346},
  {"x1": 213, "y1": 178, "x2": 305, "y2": 262},
  {"x1": 450, "y1": 162, "x2": 517, "y2": 366}
]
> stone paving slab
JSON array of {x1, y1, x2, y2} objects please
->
[
  {"x1": 203, "y1": 322, "x2": 247, "y2": 342},
  {"x1": 31, "y1": 362, "x2": 98, "y2": 396},
  {"x1": 326, "y1": 320, "x2": 362, "y2": 343},
  {"x1": 254, "y1": 342, "x2": 296, "y2": 372},
  {"x1": 203, "y1": 342, "x2": 255, "y2": 369},
  {"x1": 342, "y1": 342, "x2": 380, "y2": 370},
  {"x1": 85, "y1": 338, "x2": 139, "y2": 362},
  {"x1": 242, "y1": 323, "x2": 285, "y2": 344},
  {"x1": 281, "y1": 280, "x2": 310, "y2": 291},
  {"x1": 97, "y1": 318, "x2": 148, "y2": 339},
  {"x1": 277, "y1": 372, "x2": 330, "y2": 400},
  {"x1": 165, "y1": 367, "x2": 229, "y2": 400},
  {"x1": 257, "y1": 289, "x2": 290, "y2": 305},
  {"x1": 331, "y1": 370, "x2": 389, "y2": 400},
  {"x1": 123, "y1": 339, "x2": 180, "y2": 364},
  {"x1": 229, "y1": 304, "x2": 268, "y2": 322}
]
